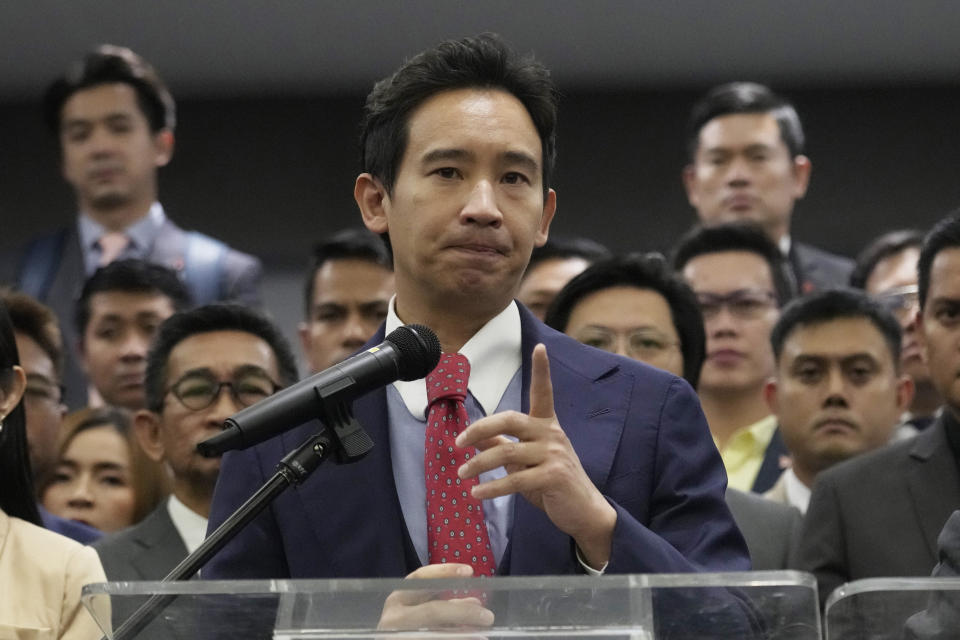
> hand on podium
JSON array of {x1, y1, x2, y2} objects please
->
[{"x1": 377, "y1": 563, "x2": 495, "y2": 632}]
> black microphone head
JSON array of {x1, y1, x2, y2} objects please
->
[{"x1": 386, "y1": 324, "x2": 441, "y2": 380}]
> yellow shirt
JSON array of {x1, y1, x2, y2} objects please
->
[{"x1": 716, "y1": 414, "x2": 778, "y2": 492}]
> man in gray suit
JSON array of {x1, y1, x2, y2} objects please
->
[
  {"x1": 5, "y1": 45, "x2": 262, "y2": 409},
  {"x1": 798, "y1": 213, "x2": 960, "y2": 606},
  {"x1": 94, "y1": 304, "x2": 299, "y2": 583},
  {"x1": 682, "y1": 82, "x2": 853, "y2": 294}
]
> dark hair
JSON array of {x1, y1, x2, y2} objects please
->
[
  {"x1": 849, "y1": 229, "x2": 925, "y2": 290},
  {"x1": 303, "y1": 228, "x2": 393, "y2": 317},
  {"x1": 672, "y1": 221, "x2": 797, "y2": 306},
  {"x1": 686, "y1": 82, "x2": 804, "y2": 161},
  {"x1": 918, "y1": 212, "x2": 960, "y2": 309},
  {"x1": 75, "y1": 259, "x2": 192, "y2": 336},
  {"x1": 1, "y1": 289, "x2": 64, "y2": 379},
  {"x1": 770, "y1": 288, "x2": 902, "y2": 368},
  {"x1": 43, "y1": 44, "x2": 175, "y2": 134},
  {"x1": 0, "y1": 301, "x2": 42, "y2": 525},
  {"x1": 525, "y1": 236, "x2": 611, "y2": 275},
  {"x1": 145, "y1": 304, "x2": 299, "y2": 412},
  {"x1": 545, "y1": 253, "x2": 705, "y2": 388},
  {"x1": 360, "y1": 33, "x2": 558, "y2": 196}
]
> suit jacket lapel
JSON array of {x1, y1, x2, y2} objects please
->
[
  {"x1": 506, "y1": 307, "x2": 626, "y2": 574},
  {"x1": 905, "y1": 417, "x2": 960, "y2": 560},
  {"x1": 289, "y1": 327, "x2": 419, "y2": 577},
  {"x1": 129, "y1": 505, "x2": 189, "y2": 580}
]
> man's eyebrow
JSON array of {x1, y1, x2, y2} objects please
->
[
  {"x1": 421, "y1": 148, "x2": 474, "y2": 164},
  {"x1": 233, "y1": 364, "x2": 274, "y2": 380},
  {"x1": 93, "y1": 461, "x2": 128, "y2": 474},
  {"x1": 180, "y1": 367, "x2": 215, "y2": 379},
  {"x1": 501, "y1": 150, "x2": 540, "y2": 174}
]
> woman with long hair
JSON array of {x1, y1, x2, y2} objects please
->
[{"x1": 0, "y1": 300, "x2": 105, "y2": 638}]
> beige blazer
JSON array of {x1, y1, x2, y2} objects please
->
[{"x1": 0, "y1": 509, "x2": 106, "y2": 639}]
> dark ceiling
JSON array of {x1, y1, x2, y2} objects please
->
[{"x1": 2, "y1": 0, "x2": 959, "y2": 100}]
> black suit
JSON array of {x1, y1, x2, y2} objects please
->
[
  {"x1": 789, "y1": 241, "x2": 855, "y2": 293},
  {"x1": 798, "y1": 416, "x2": 960, "y2": 606}
]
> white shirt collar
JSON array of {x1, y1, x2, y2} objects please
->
[
  {"x1": 778, "y1": 234, "x2": 792, "y2": 256},
  {"x1": 166, "y1": 494, "x2": 208, "y2": 554},
  {"x1": 387, "y1": 297, "x2": 522, "y2": 420},
  {"x1": 783, "y1": 467, "x2": 811, "y2": 515},
  {"x1": 78, "y1": 202, "x2": 166, "y2": 253}
]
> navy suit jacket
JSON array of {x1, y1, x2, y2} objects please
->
[{"x1": 204, "y1": 306, "x2": 749, "y2": 579}]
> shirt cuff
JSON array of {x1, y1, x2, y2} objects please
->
[{"x1": 575, "y1": 545, "x2": 608, "y2": 576}]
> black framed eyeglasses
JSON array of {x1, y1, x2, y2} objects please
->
[
  {"x1": 695, "y1": 289, "x2": 778, "y2": 320},
  {"x1": 875, "y1": 284, "x2": 919, "y2": 315},
  {"x1": 166, "y1": 371, "x2": 281, "y2": 411}
]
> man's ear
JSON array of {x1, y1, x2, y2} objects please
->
[
  {"x1": 681, "y1": 165, "x2": 699, "y2": 208},
  {"x1": 355, "y1": 173, "x2": 389, "y2": 234},
  {"x1": 763, "y1": 378, "x2": 779, "y2": 415},
  {"x1": 153, "y1": 129, "x2": 174, "y2": 168},
  {"x1": 534, "y1": 188, "x2": 558, "y2": 247},
  {"x1": 895, "y1": 374, "x2": 915, "y2": 414},
  {"x1": 134, "y1": 409, "x2": 165, "y2": 463},
  {"x1": 792, "y1": 154, "x2": 812, "y2": 199}
]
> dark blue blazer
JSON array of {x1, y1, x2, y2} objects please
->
[{"x1": 204, "y1": 306, "x2": 749, "y2": 579}]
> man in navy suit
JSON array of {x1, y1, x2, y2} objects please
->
[
  {"x1": 4, "y1": 45, "x2": 261, "y2": 410},
  {"x1": 206, "y1": 34, "x2": 747, "y2": 602}
]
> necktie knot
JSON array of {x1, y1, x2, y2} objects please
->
[
  {"x1": 97, "y1": 231, "x2": 130, "y2": 266},
  {"x1": 426, "y1": 353, "x2": 470, "y2": 404}
]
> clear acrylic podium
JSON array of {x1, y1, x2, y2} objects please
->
[
  {"x1": 81, "y1": 571, "x2": 820, "y2": 639},
  {"x1": 824, "y1": 577, "x2": 960, "y2": 640}
]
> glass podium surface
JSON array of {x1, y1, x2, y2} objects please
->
[
  {"x1": 824, "y1": 577, "x2": 960, "y2": 640},
  {"x1": 82, "y1": 571, "x2": 819, "y2": 640}
]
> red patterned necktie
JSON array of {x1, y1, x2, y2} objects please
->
[{"x1": 424, "y1": 353, "x2": 496, "y2": 576}]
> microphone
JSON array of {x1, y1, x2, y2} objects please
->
[{"x1": 197, "y1": 324, "x2": 441, "y2": 457}]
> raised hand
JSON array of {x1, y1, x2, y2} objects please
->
[{"x1": 455, "y1": 343, "x2": 616, "y2": 569}]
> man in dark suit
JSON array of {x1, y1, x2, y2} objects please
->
[
  {"x1": 206, "y1": 33, "x2": 747, "y2": 605},
  {"x1": 94, "y1": 304, "x2": 299, "y2": 583},
  {"x1": 682, "y1": 82, "x2": 853, "y2": 293},
  {"x1": 798, "y1": 213, "x2": 960, "y2": 606},
  {"x1": 4, "y1": 45, "x2": 261, "y2": 410}
]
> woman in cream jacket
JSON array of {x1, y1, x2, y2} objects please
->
[{"x1": 0, "y1": 300, "x2": 106, "y2": 639}]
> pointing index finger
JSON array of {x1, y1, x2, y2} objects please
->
[{"x1": 528, "y1": 343, "x2": 555, "y2": 420}]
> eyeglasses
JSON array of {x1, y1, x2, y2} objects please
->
[
  {"x1": 575, "y1": 328, "x2": 680, "y2": 360},
  {"x1": 24, "y1": 373, "x2": 64, "y2": 406},
  {"x1": 875, "y1": 285, "x2": 919, "y2": 316},
  {"x1": 696, "y1": 290, "x2": 778, "y2": 320},
  {"x1": 166, "y1": 371, "x2": 281, "y2": 411}
]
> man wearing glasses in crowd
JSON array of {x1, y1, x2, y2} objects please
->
[
  {"x1": 850, "y1": 230, "x2": 941, "y2": 434},
  {"x1": 673, "y1": 222, "x2": 796, "y2": 493},
  {"x1": 93, "y1": 304, "x2": 299, "y2": 583}
]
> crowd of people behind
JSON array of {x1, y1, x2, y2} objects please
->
[{"x1": 1, "y1": 35, "x2": 959, "y2": 638}]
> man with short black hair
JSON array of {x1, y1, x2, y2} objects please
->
[
  {"x1": 798, "y1": 212, "x2": 960, "y2": 605},
  {"x1": 208, "y1": 35, "x2": 747, "y2": 592},
  {"x1": 764, "y1": 289, "x2": 913, "y2": 513},
  {"x1": 77, "y1": 259, "x2": 191, "y2": 411},
  {"x1": 851, "y1": 229, "x2": 940, "y2": 431},
  {"x1": 4, "y1": 44, "x2": 262, "y2": 410},
  {"x1": 94, "y1": 304, "x2": 299, "y2": 584},
  {"x1": 517, "y1": 236, "x2": 610, "y2": 320},
  {"x1": 299, "y1": 228, "x2": 394, "y2": 373},
  {"x1": 682, "y1": 82, "x2": 853, "y2": 293},
  {"x1": 674, "y1": 221, "x2": 794, "y2": 493}
]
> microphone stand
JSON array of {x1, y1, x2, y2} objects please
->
[{"x1": 106, "y1": 402, "x2": 374, "y2": 640}]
